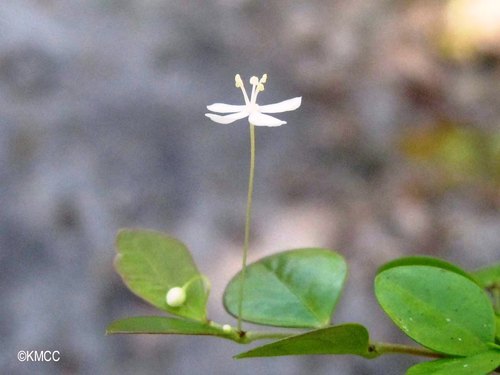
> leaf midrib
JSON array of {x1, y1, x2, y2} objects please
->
[
  {"x1": 261, "y1": 262, "x2": 324, "y2": 326},
  {"x1": 383, "y1": 279, "x2": 491, "y2": 352}
]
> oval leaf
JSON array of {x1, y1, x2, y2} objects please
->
[
  {"x1": 496, "y1": 315, "x2": 500, "y2": 342},
  {"x1": 473, "y1": 263, "x2": 500, "y2": 288},
  {"x1": 375, "y1": 266, "x2": 495, "y2": 356},
  {"x1": 406, "y1": 350, "x2": 500, "y2": 375},
  {"x1": 106, "y1": 316, "x2": 221, "y2": 336},
  {"x1": 236, "y1": 324, "x2": 374, "y2": 359},
  {"x1": 377, "y1": 256, "x2": 473, "y2": 282},
  {"x1": 115, "y1": 229, "x2": 208, "y2": 321},
  {"x1": 224, "y1": 249, "x2": 347, "y2": 328}
]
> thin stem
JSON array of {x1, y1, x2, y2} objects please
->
[
  {"x1": 209, "y1": 321, "x2": 293, "y2": 344},
  {"x1": 209, "y1": 323, "x2": 457, "y2": 356},
  {"x1": 370, "y1": 342, "x2": 445, "y2": 359},
  {"x1": 237, "y1": 123, "x2": 256, "y2": 332}
]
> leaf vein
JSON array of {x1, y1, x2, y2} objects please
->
[{"x1": 261, "y1": 262, "x2": 323, "y2": 326}]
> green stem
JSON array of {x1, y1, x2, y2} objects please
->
[
  {"x1": 209, "y1": 321, "x2": 293, "y2": 344},
  {"x1": 182, "y1": 274, "x2": 211, "y2": 293},
  {"x1": 237, "y1": 123, "x2": 256, "y2": 332},
  {"x1": 211, "y1": 324, "x2": 456, "y2": 356},
  {"x1": 370, "y1": 342, "x2": 445, "y2": 359}
]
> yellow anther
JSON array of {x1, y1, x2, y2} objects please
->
[
  {"x1": 260, "y1": 74, "x2": 267, "y2": 84},
  {"x1": 257, "y1": 83, "x2": 265, "y2": 92},
  {"x1": 235, "y1": 74, "x2": 243, "y2": 88},
  {"x1": 249, "y1": 76, "x2": 259, "y2": 85}
]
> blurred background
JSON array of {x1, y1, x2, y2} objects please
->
[{"x1": 1, "y1": 0, "x2": 499, "y2": 374}]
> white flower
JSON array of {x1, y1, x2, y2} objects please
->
[{"x1": 205, "y1": 74, "x2": 301, "y2": 127}]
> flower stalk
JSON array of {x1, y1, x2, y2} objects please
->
[
  {"x1": 237, "y1": 122, "x2": 256, "y2": 332},
  {"x1": 205, "y1": 73, "x2": 302, "y2": 331}
]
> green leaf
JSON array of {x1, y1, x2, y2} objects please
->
[
  {"x1": 473, "y1": 263, "x2": 500, "y2": 288},
  {"x1": 496, "y1": 316, "x2": 500, "y2": 342},
  {"x1": 235, "y1": 324, "x2": 374, "y2": 359},
  {"x1": 114, "y1": 229, "x2": 208, "y2": 321},
  {"x1": 406, "y1": 349, "x2": 500, "y2": 375},
  {"x1": 106, "y1": 316, "x2": 222, "y2": 336},
  {"x1": 375, "y1": 266, "x2": 495, "y2": 356},
  {"x1": 377, "y1": 256, "x2": 474, "y2": 282},
  {"x1": 223, "y1": 249, "x2": 347, "y2": 328}
]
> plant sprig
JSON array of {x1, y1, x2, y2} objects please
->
[
  {"x1": 108, "y1": 229, "x2": 500, "y2": 374},
  {"x1": 107, "y1": 74, "x2": 500, "y2": 374}
]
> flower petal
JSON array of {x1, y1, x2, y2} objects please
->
[
  {"x1": 258, "y1": 97, "x2": 302, "y2": 114},
  {"x1": 206, "y1": 103, "x2": 247, "y2": 113},
  {"x1": 205, "y1": 111, "x2": 249, "y2": 124},
  {"x1": 248, "y1": 112, "x2": 286, "y2": 127}
]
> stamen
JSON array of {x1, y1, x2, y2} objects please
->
[
  {"x1": 250, "y1": 82, "x2": 257, "y2": 104},
  {"x1": 235, "y1": 74, "x2": 243, "y2": 88},
  {"x1": 235, "y1": 74, "x2": 250, "y2": 105},
  {"x1": 249, "y1": 74, "x2": 267, "y2": 102}
]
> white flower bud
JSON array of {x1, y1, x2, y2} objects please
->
[
  {"x1": 222, "y1": 324, "x2": 232, "y2": 333},
  {"x1": 165, "y1": 287, "x2": 186, "y2": 307}
]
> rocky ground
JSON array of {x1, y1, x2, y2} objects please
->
[{"x1": 1, "y1": 1, "x2": 499, "y2": 374}]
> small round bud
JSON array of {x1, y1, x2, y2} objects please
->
[
  {"x1": 222, "y1": 324, "x2": 232, "y2": 333},
  {"x1": 166, "y1": 287, "x2": 186, "y2": 307}
]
